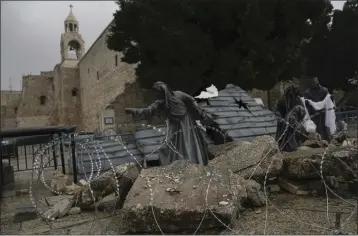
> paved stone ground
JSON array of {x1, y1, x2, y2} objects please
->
[
  {"x1": 231, "y1": 194, "x2": 358, "y2": 235},
  {"x1": 1, "y1": 190, "x2": 357, "y2": 235}
]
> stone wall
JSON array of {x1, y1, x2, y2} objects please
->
[
  {"x1": 0, "y1": 90, "x2": 22, "y2": 129},
  {"x1": 111, "y1": 82, "x2": 164, "y2": 133},
  {"x1": 16, "y1": 74, "x2": 54, "y2": 127},
  {"x1": 78, "y1": 22, "x2": 150, "y2": 132},
  {"x1": 17, "y1": 116, "x2": 50, "y2": 127},
  {"x1": 58, "y1": 63, "x2": 82, "y2": 128}
]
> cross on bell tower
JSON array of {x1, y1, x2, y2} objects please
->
[{"x1": 60, "y1": 4, "x2": 85, "y2": 61}]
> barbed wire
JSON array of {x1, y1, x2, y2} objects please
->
[{"x1": 27, "y1": 105, "x2": 358, "y2": 235}]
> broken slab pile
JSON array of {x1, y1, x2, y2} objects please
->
[
  {"x1": 44, "y1": 162, "x2": 140, "y2": 219},
  {"x1": 43, "y1": 134, "x2": 357, "y2": 233},
  {"x1": 278, "y1": 144, "x2": 358, "y2": 196},
  {"x1": 119, "y1": 135, "x2": 282, "y2": 233}
]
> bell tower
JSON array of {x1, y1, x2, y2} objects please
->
[{"x1": 60, "y1": 5, "x2": 85, "y2": 61}]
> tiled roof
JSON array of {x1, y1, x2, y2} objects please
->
[
  {"x1": 199, "y1": 84, "x2": 277, "y2": 141},
  {"x1": 73, "y1": 84, "x2": 277, "y2": 176}
]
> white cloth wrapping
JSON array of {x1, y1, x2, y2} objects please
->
[
  {"x1": 300, "y1": 97, "x2": 317, "y2": 133},
  {"x1": 304, "y1": 94, "x2": 336, "y2": 135}
]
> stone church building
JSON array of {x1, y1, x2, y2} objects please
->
[{"x1": 1, "y1": 8, "x2": 156, "y2": 132}]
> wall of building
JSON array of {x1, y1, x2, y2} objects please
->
[
  {"x1": 0, "y1": 90, "x2": 22, "y2": 129},
  {"x1": 17, "y1": 116, "x2": 50, "y2": 127},
  {"x1": 58, "y1": 64, "x2": 82, "y2": 128},
  {"x1": 111, "y1": 82, "x2": 164, "y2": 133},
  {"x1": 16, "y1": 74, "x2": 55, "y2": 127},
  {"x1": 78, "y1": 22, "x2": 151, "y2": 132}
]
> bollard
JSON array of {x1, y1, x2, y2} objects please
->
[{"x1": 59, "y1": 133, "x2": 66, "y2": 174}]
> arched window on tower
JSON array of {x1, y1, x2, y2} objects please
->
[
  {"x1": 74, "y1": 24, "x2": 78, "y2": 32},
  {"x1": 115, "y1": 55, "x2": 118, "y2": 66},
  {"x1": 39, "y1": 96, "x2": 47, "y2": 105},
  {"x1": 65, "y1": 23, "x2": 68, "y2": 32},
  {"x1": 69, "y1": 23, "x2": 73, "y2": 32},
  {"x1": 14, "y1": 107, "x2": 18, "y2": 114},
  {"x1": 71, "y1": 88, "x2": 78, "y2": 97},
  {"x1": 67, "y1": 40, "x2": 81, "y2": 59}
]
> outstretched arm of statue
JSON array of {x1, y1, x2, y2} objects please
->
[{"x1": 125, "y1": 100, "x2": 164, "y2": 121}]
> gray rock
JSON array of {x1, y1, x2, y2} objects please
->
[
  {"x1": 44, "y1": 198, "x2": 73, "y2": 219},
  {"x1": 297, "y1": 146, "x2": 312, "y2": 151},
  {"x1": 63, "y1": 184, "x2": 83, "y2": 196},
  {"x1": 296, "y1": 190, "x2": 309, "y2": 196},
  {"x1": 325, "y1": 176, "x2": 339, "y2": 189},
  {"x1": 91, "y1": 193, "x2": 121, "y2": 211},
  {"x1": 68, "y1": 207, "x2": 81, "y2": 215},
  {"x1": 208, "y1": 136, "x2": 283, "y2": 182},
  {"x1": 306, "y1": 132, "x2": 321, "y2": 141},
  {"x1": 56, "y1": 198, "x2": 73, "y2": 218},
  {"x1": 278, "y1": 177, "x2": 305, "y2": 194},
  {"x1": 281, "y1": 148, "x2": 325, "y2": 179},
  {"x1": 44, "y1": 208, "x2": 60, "y2": 220},
  {"x1": 78, "y1": 179, "x2": 88, "y2": 187},
  {"x1": 241, "y1": 179, "x2": 266, "y2": 207},
  {"x1": 50, "y1": 169, "x2": 68, "y2": 193},
  {"x1": 79, "y1": 162, "x2": 141, "y2": 209},
  {"x1": 282, "y1": 146, "x2": 358, "y2": 180},
  {"x1": 120, "y1": 160, "x2": 246, "y2": 234},
  {"x1": 45, "y1": 195, "x2": 74, "y2": 207},
  {"x1": 267, "y1": 184, "x2": 280, "y2": 193}
]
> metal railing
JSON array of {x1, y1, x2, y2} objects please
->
[
  {"x1": 335, "y1": 110, "x2": 358, "y2": 124},
  {"x1": 0, "y1": 126, "x2": 77, "y2": 197}
]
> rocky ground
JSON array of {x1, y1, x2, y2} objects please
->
[{"x1": 1, "y1": 133, "x2": 357, "y2": 235}]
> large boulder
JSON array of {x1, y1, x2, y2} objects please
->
[
  {"x1": 120, "y1": 160, "x2": 265, "y2": 234},
  {"x1": 208, "y1": 136, "x2": 283, "y2": 182},
  {"x1": 281, "y1": 146, "x2": 358, "y2": 180},
  {"x1": 79, "y1": 162, "x2": 141, "y2": 209}
]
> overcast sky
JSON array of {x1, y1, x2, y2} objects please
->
[{"x1": 0, "y1": 1, "x2": 346, "y2": 91}]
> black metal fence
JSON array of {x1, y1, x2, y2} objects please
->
[
  {"x1": 336, "y1": 110, "x2": 358, "y2": 123},
  {"x1": 0, "y1": 126, "x2": 77, "y2": 197}
]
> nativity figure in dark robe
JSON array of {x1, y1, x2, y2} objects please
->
[
  {"x1": 303, "y1": 78, "x2": 336, "y2": 141},
  {"x1": 125, "y1": 81, "x2": 216, "y2": 166},
  {"x1": 275, "y1": 84, "x2": 307, "y2": 152}
]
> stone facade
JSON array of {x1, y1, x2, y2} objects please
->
[
  {"x1": 78, "y1": 21, "x2": 158, "y2": 132},
  {"x1": 16, "y1": 74, "x2": 54, "y2": 127},
  {"x1": 0, "y1": 90, "x2": 22, "y2": 129}
]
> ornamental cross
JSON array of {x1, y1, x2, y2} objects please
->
[{"x1": 69, "y1": 4, "x2": 73, "y2": 11}]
